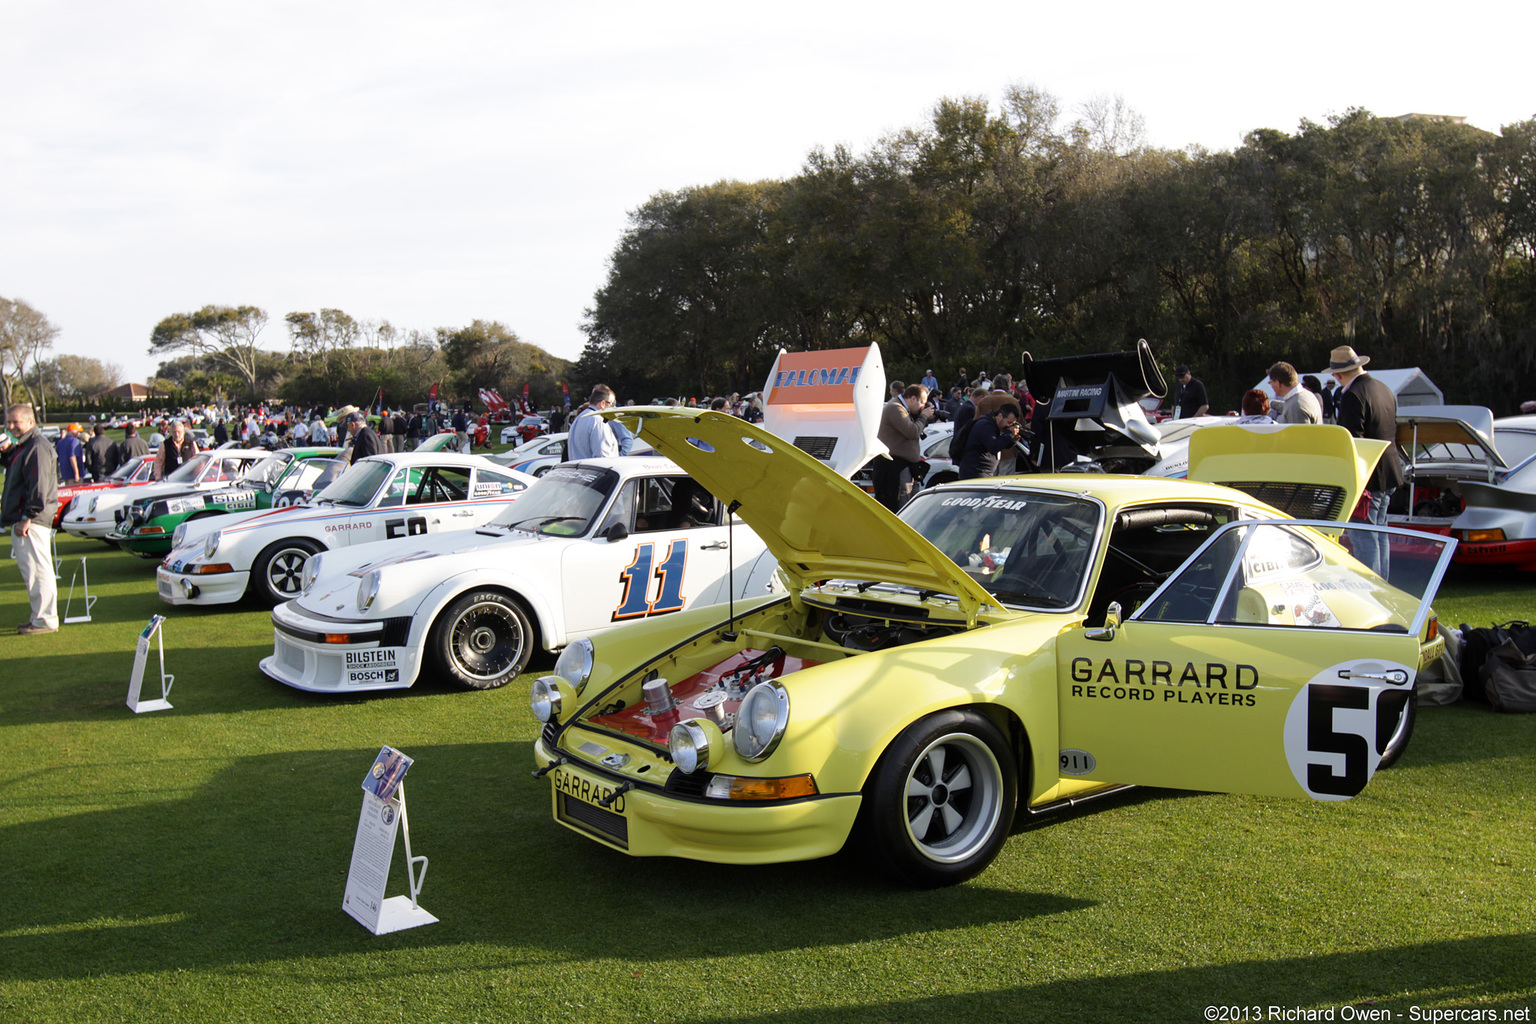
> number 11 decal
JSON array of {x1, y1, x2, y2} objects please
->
[{"x1": 613, "y1": 540, "x2": 690, "y2": 621}]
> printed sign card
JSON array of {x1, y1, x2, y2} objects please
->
[
  {"x1": 125, "y1": 615, "x2": 174, "y2": 713},
  {"x1": 342, "y1": 747, "x2": 435, "y2": 935}
]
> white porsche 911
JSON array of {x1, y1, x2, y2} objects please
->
[
  {"x1": 157, "y1": 452, "x2": 536, "y2": 606},
  {"x1": 259, "y1": 457, "x2": 776, "y2": 693}
]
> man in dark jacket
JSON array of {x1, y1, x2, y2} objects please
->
[
  {"x1": 957, "y1": 402, "x2": 1023, "y2": 480},
  {"x1": 117, "y1": 423, "x2": 150, "y2": 464},
  {"x1": 377, "y1": 409, "x2": 395, "y2": 454},
  {"x1": 2, "y1": 403, "x2": 61, "y2": 634},
  {"x1": 345, "y1": 412, "x2": 380, "y2": 463},
  {"x1": 84, "y1": 424, "x2": 115, "y2": 480},
  {"x1": 1327, "y1": 346, "x2": 1403, "y2": 577}
]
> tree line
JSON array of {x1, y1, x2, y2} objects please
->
[
  {"x1": 2, "y1": 298, "x2": 572, "y2": 416},
  {"x1": 148, "y1": 306, "x2": 570, "y2": 409},
  {"x1": 576, "y1": 89, "x2": 1536, "y2": 413}
]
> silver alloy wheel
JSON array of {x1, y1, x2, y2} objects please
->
[
  {"x1": 902, "y1": 731, "x2": 1005, "y2": 864},
  {"x1": 265, "y1": 547, "x2": 312, "y2": 597},
  {"x1": 447, "y1": 598, "x2": 525, "y2": 683}
]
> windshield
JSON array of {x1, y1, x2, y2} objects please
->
[
  {"x1": 899, "y1": 488, "x2": 1101, "y2": 608},
  {"x1": 166, "y1": 454, "x2": 212, "y2": 483},
  {"x1": 241, "y1": 453, "x2": 290, "y2": 489},
  {"x1": 109, "y1": 458, "x2": 141, "y2": 481},
  {"x1": 280, "y1": 458, "x2": 347, "y2": 494},
  {"x1": 487, "y1": 464, "x2": 618, "y2": 536},
  {"x1": 315, "y1": 460, "x2": 390, "y2": 507}
]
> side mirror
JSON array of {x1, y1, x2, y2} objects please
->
[
  {"x1": 603, "y1": 522, "x2": 629, "y2": 542},
  {"x1": 1086, "y1": 601, "x2": 1122, "y2": 642}
]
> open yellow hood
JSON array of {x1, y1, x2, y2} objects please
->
[
  {"x1": 611, "y1": 408, "x2": 1000, "y2": 621},
  {"x1": 1188, "y1": 424, "x2": 1386, "y2": 521}
]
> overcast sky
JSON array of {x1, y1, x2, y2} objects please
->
[{"x1": 3, "y1": 0, "x2": 1531, "y2": 388}]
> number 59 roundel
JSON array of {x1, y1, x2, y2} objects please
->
[{"x1": 1282, "y1": 660, "x2": 1416, "y2": 800}]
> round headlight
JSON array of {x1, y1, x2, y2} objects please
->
[
  {"x1": 89, "y1": 496, "x2": 99, "y2": 513},
  {"x1": 302, "y1": 554, "x2": 324, "y2": 595},
  {"x1": 204, "y1": 530, "x2": 221, "y2": 559},
  {"x1": 732, "y1": 680, "x2": 789, "y2": 762},
  {"x1": 554, "y1": 636, "x2": 595, "y2": 693},
  {"x1": 670, "y1": 719, "x2": 725, "y2": 774},
  {"x1": 172, "y1": 523, "x2": 187, "y2": 548},
  {"x1": 530, "y1": 675, "x2": 573, "y2": 723},
  {"x1": 356, "y1": 569, "x2": 381, "y2": 613}
]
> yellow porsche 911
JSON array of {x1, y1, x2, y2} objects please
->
[{"x1": 529, "y1": 413, "x2": 1455, "y2": 887}]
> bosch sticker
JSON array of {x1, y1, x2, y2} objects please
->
[{"x1": 346, "y1": 649, "x2": 402, "y2": 684}]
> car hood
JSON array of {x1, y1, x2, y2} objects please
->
[
  {"x1": 1187, "y1": 424, "x2": 1385, "y2": 521},
  {"x1": 612, "y1": 408, "x2": 1001, "y2": 622}
]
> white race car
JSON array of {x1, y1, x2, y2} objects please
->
[
  {"x1": 59, "y1": 448, "x2": 270, "y2": 540},
  {"x1": 157, "y1": 452, "x2": 536, "y2": 606},
  {"x1": 488, "y1": 432, "x2": 568, "y2": 476},
  {"x1": 260, "y1": 457, "x2": 776, "y2": 693}
]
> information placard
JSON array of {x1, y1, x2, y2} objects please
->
[
  {"x1": 342, "y1": 747, "x2": 435, "y2": 935},
  {"x1": 125, "y1": 615, "x2": 174, "y2": 713}
]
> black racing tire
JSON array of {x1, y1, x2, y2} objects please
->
[
  {"x1": 860, "y1": 709, "x2": 1018, "y2": 887},
  {"x1": 1375, "y1": 691, "x2": 1416, "y2": 770},
  {"x1": 251, "y1": 538, "x2": 323, "y2": 605},
  {"x1": 429, "y1": 589, "x2": 535, "y2": 690}
]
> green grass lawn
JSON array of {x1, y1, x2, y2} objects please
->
[{"x1": 0, "y1": 532, "x2": 1532, "y2": 1023}]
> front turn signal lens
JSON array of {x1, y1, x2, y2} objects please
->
[
  {"x1": 1459, "y1": 529, "x2": 1506, "y2": 543},
  {"x1": 703, "y1": 774, "x2": 819, "y2": 801}
]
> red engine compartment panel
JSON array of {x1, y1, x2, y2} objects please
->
[{"x1": 587, "y1": 648, "x2": 818, "y2": 745}]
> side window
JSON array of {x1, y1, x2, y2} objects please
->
[
  {"x1": 1135, "y1": 522, "x2": 1374, "y2": 628},
  {"x1": 471, "y1": 469, "x2": 527, "y2": 499},
  {"x1": 378, "y1": 467, "x2": 415, "y2": 508},
  {"x1": 632, "y1": 478, "x2": 675, "y2": 533},
  {"x1": 1134, "y1": 526, "x2": 1246, "y2": 624},
  {"x1": 1085, "y1": 504, "x2": 1232, "y2": 627},
  {"x1": 415, "y1": 467, "x2": 469, "y2": 504},
  {"x1": 597, "y1": 481, "x2": 637, "y2": 534}
]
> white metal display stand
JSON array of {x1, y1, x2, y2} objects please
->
[
  {"x1": 343, "y1": 781, "x2": 436, "y2": 935},
  {"x1": 63, "y1": 556, "x2": 97, "y2": 623},
  {"x1": 125, "y1": 615, "x2": 174, "y2": 713}
]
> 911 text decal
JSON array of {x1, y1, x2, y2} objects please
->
[{"x1": 613, "y1": 540, "x2": 689, "y2": 621}]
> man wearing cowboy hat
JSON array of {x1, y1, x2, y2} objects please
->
[{"x1": 1324, "y1": 345, "x2": 1403, "y2": 577}]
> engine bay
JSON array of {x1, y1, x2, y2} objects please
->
[{"x1": 583, "y1": 597, "x2": 970, "y2": 749}]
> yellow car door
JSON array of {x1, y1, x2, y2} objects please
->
[{"x1": 1055, "y1": 519, "x2": 1455, "y2": 801}]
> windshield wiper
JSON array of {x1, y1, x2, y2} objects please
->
[
  {"x1": 503, "y1": 515, "x2": 587, "y2": 533},
  {"x1": 997, "y1": 590, "x2": 1069, "y2": 608}
]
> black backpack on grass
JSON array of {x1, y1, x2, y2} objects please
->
[{"x1": 1458, "y1": 621, "x2": 1536, "y2": 704}]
